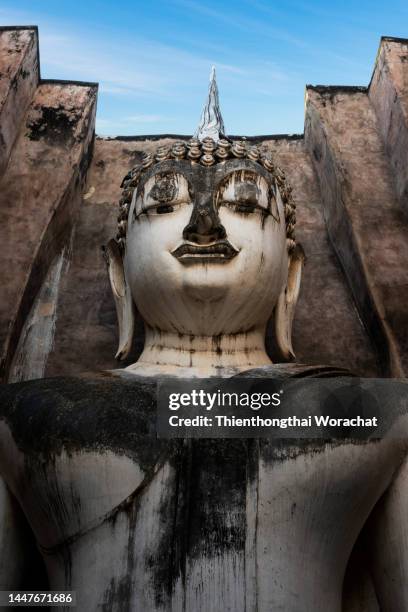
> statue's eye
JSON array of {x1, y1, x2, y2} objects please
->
[
  {"x1": 234, "y1": 201, "x2": 256, "y2": 214},
  {"x1": 156, "y1": 204, "x2": 175, "y2": 214},
  {"x1": 134, "y1": 172, "x2": 191, "y2": 218},
  {"x1": 221, "y1": 199, "x2": 263, "y2": 215},
  {"x1": 218, "y1": 174, "x2": 272, "y2": 216}
]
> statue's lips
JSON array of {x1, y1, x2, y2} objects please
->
[{"x1": 171, "y1": 240, "x2": 239, "y2": 262}]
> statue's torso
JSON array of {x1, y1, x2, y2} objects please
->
[{"x1": 0, "y1": 371, "x2": 406, "y2": 612}]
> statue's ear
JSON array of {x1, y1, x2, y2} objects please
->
[
  {"x1": 275, "y1": 243, "x2": 305, "y2": 361},
  {"x1": 104, "y1": 239, "x2": 135, "y2": 361}
]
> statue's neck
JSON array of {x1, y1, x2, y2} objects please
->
[{"x1": 125, "y1": 325, "x2": 272, "y2": 377}]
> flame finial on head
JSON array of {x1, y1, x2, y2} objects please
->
[{"x1": 195, "y1": 66, "x2": 226, "y2": 143}]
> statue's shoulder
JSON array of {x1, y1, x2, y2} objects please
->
[
  {"x1": 0, "y1": 370, "x2": 156, "y2": 414},
  {"x1": 0, "y1": 371, "x2": 170, "y2": 461},
  {"x1": 234, "y1": 363, "x2": 353, "y2": 379}
]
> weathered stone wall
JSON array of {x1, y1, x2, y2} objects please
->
[
  {"x1": 1, "y1": 27, "x2": 408, "y2": 380},
  {"x1": 0, "y1": 27, "x2": 97, "y2": 382}
]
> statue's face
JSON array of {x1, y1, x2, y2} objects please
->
[{"x1": 124, "y1": 158, "x2": 288, "y2": 335}]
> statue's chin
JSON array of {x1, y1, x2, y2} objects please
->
[{"x1": 182, "y1": 281, "x2": 228, "y2": 303}]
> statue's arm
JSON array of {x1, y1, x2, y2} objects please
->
[
  {"x1": 0, "y1": 476, "x2": 31, "y2": 589},
  {"x1": 365, "y1": 453, "x2": 408, "y2": 610}
]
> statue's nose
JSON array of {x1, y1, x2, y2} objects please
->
[{"x1": 183, "y1": 199, "x2": 226, "y2": 244}]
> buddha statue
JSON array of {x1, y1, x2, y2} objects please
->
[
  {"x1": 106, "y1": 93, "x2": 302, "y2": 379},
  {"x1": 0, "y1": 69, "x2": 407, "y2": 612}
]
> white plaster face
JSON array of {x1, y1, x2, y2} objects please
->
[{"x1": 124, "y1": 159, "x2": 288, "y2": 337}]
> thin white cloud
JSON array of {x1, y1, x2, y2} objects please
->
[
  {"x1": 0, "y1": 3, "x2": 304, "y2": 136},
  {"x1": 173, "y1": 0, "x2": 310, "y2": 49},
  {"x1": 125, "y1": 115, "x2": 167, "y2": 123},
  {"x1": 96, "y1": 115, "x2": 172, "y2": 133},
  {"x1": 0, "y1": 3, "x2": 295, "y2": 105}
]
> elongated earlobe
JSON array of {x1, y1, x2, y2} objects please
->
[
  {"x1": 275, "y1": 243, "x2": 305, "y2": 361},
  {"x1": 104, "y1": 240, "x2": 135, "y2": 361}
]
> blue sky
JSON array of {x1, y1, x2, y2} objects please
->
[{"x1": 1, "y1": 1, "x2": 407, "y2": 136}]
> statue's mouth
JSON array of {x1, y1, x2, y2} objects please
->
[{"x1": 171, "y1": 240, "x2": 239, "y2": 263}]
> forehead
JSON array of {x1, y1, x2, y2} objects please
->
[{"x1": 137, "y1": 158, "x2": 274, "y2": 193}]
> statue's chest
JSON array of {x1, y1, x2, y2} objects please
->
[
  {"x1": 14, "y1": 438, "x2": 404, "y2": 611},
  {"x1": 22, "y1": 438, "x2": 401, "y2": 554},
  {"x1": 2, "y1": 377, "x2": 407, "y2": 609}
]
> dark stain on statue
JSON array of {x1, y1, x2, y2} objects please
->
[
  {"x1": 25, "y1": 455, "x2": 74, "y2": 588},
  {"x1": 0, "y1": 375, "x2": 171, "y2": 470},
  {"x1": 143, "y1": 448, "x2": 189, "y2": 607},
  {"x1": 212, "y1": 334, "x2": 223, "y2": 356},
  {"x1": 259, "y1": 438, "x2": 381, "y2": 464},
  {"x1": 142, "y1": 439, "x2": 248, "y2": 606},
  {"x1": 120, "y1": 495, "x2": 139, "y2": 608},
  {"x1": 186, "y1": 439, "x2": 247, "y2": 558},
  {"x1": 102, "y1": 575, "x2": 133, "y2": 612},
  {"x1": 260, "y1": 205, "x2": 270, "y2": 229}
]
